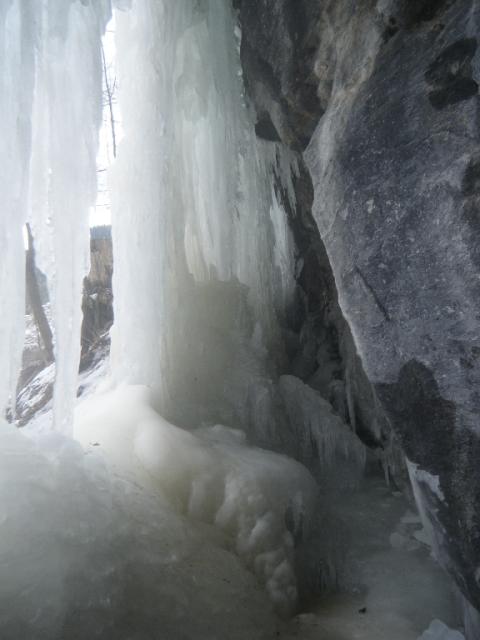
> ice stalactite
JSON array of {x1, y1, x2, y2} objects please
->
[
  {"x1": 99, "y1": 0, "x2": 319, "y2": 614},
  {"x1": 0, "y1": 2, "x2": 35, "y2": 414},
  {"x1": 111, "y1": 0, "x2": 298, "y2": 426},
  {"x1": 279, "y1": 375, "x2": 366, "y2": 486},
  {"x1": 1, "y1": 0, "x2": 110, "y2": 432},
  {"x1": 28, "y1": 0, "x2": 110, "y2": 433},
  {"x1": 0, "y1": 0, "x2": 320, "y2": 629},
  {"x1": 74, "y1": 384, "x2": 318, "y2": 614}
]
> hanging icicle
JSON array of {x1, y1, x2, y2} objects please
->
[{"x1": 0, "y1": 0, "x2": 110, "y2": 432}]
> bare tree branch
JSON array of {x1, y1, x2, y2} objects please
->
[{"x1": 101, "y1": 43, "x2": 117, "y2": 160}]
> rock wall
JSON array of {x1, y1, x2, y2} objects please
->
[
  {"x1": 234, "y1": 0, "x2": 480, "y2": 627},
  {"x1": 81, "y1": 225, "x2": 113, "y2": 363}
]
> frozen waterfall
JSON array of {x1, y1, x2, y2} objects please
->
[
  {"x1": 0, "y1": 1, "x2": 319, "y2": 636},
  {"x1": 0, "y1": 1, "x2": 462, "y2": 639},
  {"x1": 0, "y1": 0, "x2": 109, "y2": 432},
  {"x1": 110, "y1": 0, "x2": 298, "y2": 426}
]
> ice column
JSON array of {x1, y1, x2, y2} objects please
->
[
  {"x1": 0, "y1": 1, "x2": 108, "y2": 433},
  {"x1": 111, "y1": 0, "x2": 297, "y2": 415},
  {"x1": 31, "y1": 1, "x2": 110, "y2": 433},
  {"x1": 0, "y1": 2, "x2": 36, "y2": 414},
  {"x1": 0, "y1": 1, "x2": 109, "y2": 431}
]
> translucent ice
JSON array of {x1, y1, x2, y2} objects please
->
[
  {"x1": 0, "y1": 1, "x2": 35, "y2": 412},
  {"x1": 110, "y1": 0, "x2": 298, "y2": 425},
  {"x1": 27, "y1": 0, "x2": 110, "y2": 432},
  {"x1": 0, "y1": 1, "x2": 110, "y2": 431},
  {"x1": 74, "y1": 384, "x2": 318, "y2": 613},
  {"x1": 0, "y1": 419, "x2": 281, "y2": 639}
]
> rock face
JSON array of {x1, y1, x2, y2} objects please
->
[
  {"x1": 234, "y1": 0, "x2": 323, "y2": 150},
  {"x1": 235, "y1": 0, "x2": 480, "y2": 628},
  {"x1": 81, "y1": 225, "x2": 113, "y2": 362},
  {"x1": 15, "y1": 227, "x2": 113, "y2": 425}
]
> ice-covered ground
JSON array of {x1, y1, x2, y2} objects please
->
[
  {"x1": 0, "y1": 418, "x2": 281, "y2": 640},
  {"x1": 14, "y1": 352, "x2": 463, "y2": 640},
  {"x1": 74, "y1": 384, "x2": 318, "y2": 613},
  {"x1": 11, "y1": 386, "x2": 463, "y2": 639},
  {"x1": 281, "y1": 477, "x2": 462, "y2": 640},
  {"x1": 2, "y1": 365, "x2": 317, "y2": 638}
]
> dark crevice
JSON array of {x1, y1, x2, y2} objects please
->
[
  {"x1": 408, "y1": 0, "x2": 457, "y2": 25},
  {"x1": 255, "y1": 111, "x2": 281, "y2": 142},
  {"x1": 272, "y1": 155, "x2": 393, "y2": 462}
]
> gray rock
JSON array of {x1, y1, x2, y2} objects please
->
[{"x1": 235, "y1": 0, "x2": 480, "y2": 623}]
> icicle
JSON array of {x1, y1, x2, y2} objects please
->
[
  {"x1": 0, "y1": 2, "x2": 37, "y2": 415},
  {"x1": 27, "y1": 0, "x2": 111, "y2": 433},
  {"x1": 279, "y1": 375, "x2": 366, "y2": 484}
]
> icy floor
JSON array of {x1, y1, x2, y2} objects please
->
[
  {"x1": 16, "y1": 366, "x2": 461, "y2": 640},
  {"x1": 282, "y1": 476, "x2": 459, "y2": 640},
  {"x1": 17, "y1": 367, "x2": 462, "y2": 640}
]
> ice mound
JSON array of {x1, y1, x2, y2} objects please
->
[
  {"x1": 417, "y1": 619, "x2": 465, "y2": 640},
  {"x1": 0, "y1": 419, "x2": 287, "y2": 639},
  {"x1": 74, "y1": 384, "x2": 318, "y2": 613}
]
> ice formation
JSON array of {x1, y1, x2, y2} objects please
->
[
  {"x1": 0, "y1": 0, "x2": 321, "y2": 633},
  {"x1": 0, "y1": 1, "x2": 472, "y2": 638},
  {"x1": 0, "y1": 1, "x2": 33, "y2": 413},
  {"x1": 110, "y1": 0, "x2": 298, "y2": 426},
  {"x1": 278, "y1": 375, "x2": 366, "y2": 485},
  {"x1": 100, "y1": 2, "x2": 325, "y2": 611},
  {"x1": 0, "y1": 419, "x2": 283, "y2": 639},
  {"x1": 0, "y1": 1, "x2": 110, "y2": 432},
  {"x1": 74, "y1": 384, "x2": 317, "y2": 612}
]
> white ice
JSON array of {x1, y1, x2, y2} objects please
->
[
  {"x1": 0, "y1": 1, "x2": 110, "y2": 432},
  {"x1": 0, "y1": 418, "x2": 283, "y2": 639},
  {"x1": 74, "y1": 384, "x2": 318, "y2": 613},
  {"x1": 110, "y1": 0, "x2": 298, "y2": 427}
]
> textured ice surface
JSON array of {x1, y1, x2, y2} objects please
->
[
  {"x1": 0, "y1": 1, "x2": 33, "y2": 411},
  {"x1": 0, "y1": 1, "x2": 109, "y2": 431},
  {"x1": 279, "y1": 375, "x2": 366, "y2": 485},
  {"x1": 0, "y1": 420, "x2": 283, "y2": 640},
  {"x1": 280, "y1": 479, "x2": 459, "y2": 640},
  {"x1": 28, "y1": 1, "x2": 110, "y2": 433},
  {"x1": 110, "y1": 0, "x2": 297, "y2": 426},
  {"x1": 1, "y1": 2, "x2": 317, "y2": 629},
  {"x1": 0, "y1": 1, "x2": 467, "y2": 637},
  {"x1": 74, "y1": 384, "x2": 318, "y2": 613}
]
